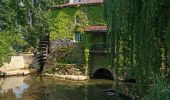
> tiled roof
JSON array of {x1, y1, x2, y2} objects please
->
[
  {"x1": 50, "y1": 0, "x2": 103, "y2": 9},
  {"x1": 83, "y1": 0, "x2": 103, "y2": 3},
  {"x1": 84, "y1": 26, "x2": 107, "y2": 32}
]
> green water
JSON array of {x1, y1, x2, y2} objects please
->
[{"x1": 0, "y1": 76, "x2": 116, "y2": 100}]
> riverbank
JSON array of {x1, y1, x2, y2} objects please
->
[
  {"x1": 44, "y1": 73, "x2": 89, "y2": 81},
  {"x1": 0, "y1": 69, "x2": 37, "y2": 78},
  {"x1": 43, "y1": 73, "x2": 136, "y2": 82},
  {"x1": 1, "y1": 69, "x2": 37, "y2": 77}
]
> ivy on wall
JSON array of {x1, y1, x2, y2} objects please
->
[
  {"x1": 86, "y1": 5, "x2": 106, "y2": 26},
  {"x1": 49, "y1": 4, "x2": 106, "y2": 76},
  {"x1": 50, "y1": 10, "x2": 75, "y2": 40},
  {"x1": 49, "y1": 5, "x2": 106, "y2": 40}
]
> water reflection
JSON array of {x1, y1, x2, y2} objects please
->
[
  {"x1": 0, "y1": 76, "x2": 29, "y2": 99},
  {"x1": 35, "y1": 78, "x2": 113, "y2": 100},
  {"x1": 12, "y1": 83, "x2": 29, "y2": 99},
  {"x1": 0, "y1": 76, "x2": 114, "y2": 100}
]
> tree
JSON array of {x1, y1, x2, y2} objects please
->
[
  {"x1": 0, "y1": 0, "x2": 55, "y2": 66},
  {"x1": 0, "y1": 0, "x2": 26, "y2": 66},
  {"x1": 104, "y1": 0, "x2": 170, "y2": 98}
]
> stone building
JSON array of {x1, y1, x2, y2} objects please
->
[{"x1": 47, "y1": 0, "x2": 113, "y2": 79}]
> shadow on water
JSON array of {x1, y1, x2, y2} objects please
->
[{"x1": 34, "y1": 77, "x2": 114, "y2": 100}]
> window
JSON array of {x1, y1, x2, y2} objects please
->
[
  {"x1": 75, "y1": 32, "x2": 81, "y2": 42},
  {"x1": 75, "y1": 15, "x2": 80, "y2": 24}
]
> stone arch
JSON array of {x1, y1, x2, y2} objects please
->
[{"x1": 92, "y1": 68, "x2": 114, "y2": 80}]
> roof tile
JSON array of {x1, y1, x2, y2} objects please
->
[
  {"x1": 50, "y1": 0, "x2": 103, "y2": 9},
  {"x1": 83, "y1": 0, "x2": 103, "y2": 3},
  {"x1": 84, "y1": 26, "x2": 107, "y2": 32}
]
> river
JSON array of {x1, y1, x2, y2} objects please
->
[{"x1": 0, "y1": 76, "x2": 137, "y2": 100}]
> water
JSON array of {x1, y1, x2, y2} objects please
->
[{"x1": 0, "y1": 76, "x2": 115, "y2": 100}]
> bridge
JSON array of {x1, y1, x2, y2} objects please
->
[{"x1": 88, "y1": 43, "x2": 114, "y2": 80}]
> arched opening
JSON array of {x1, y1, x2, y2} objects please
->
[{"x1": 93, "y1": 68, "x2": 114, "y2": 80}]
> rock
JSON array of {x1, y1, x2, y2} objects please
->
[{"x1": 53, "y1": 74, "x2": 89, "y2": 81}]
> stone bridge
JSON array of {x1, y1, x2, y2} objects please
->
[{"x1": 88, "y1": 52, "x2": 114, "y2": 80}]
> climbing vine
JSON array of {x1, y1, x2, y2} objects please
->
[
  {"x1": 49, "y1": 5, "x2": 105, "y2": 40},
  {"x1": 82, "y1": 34, "x2": 92, "y2": 76},
  {"x1": 86, "y1": 6, "x2": 106, "y2": 25}
]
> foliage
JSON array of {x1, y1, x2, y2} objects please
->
[
  {"x1": 87, "y1": 6, "x2": 106, "y2": 25},
  {"x1": 104, "y1": 0, "x2": 170, "y2": 98},
  {"x1": 81, "y1": 34, "x2": 92, "y2": 49},
  {"x1": 50, "y1": 8, "x2": 78, "y2": 40},
  {"x1": 81, "y1": 33, "x2": 93, "y2": 76},
  {"x1": 0, "y1": 1, "x2": 25, "y2": 66},
  {"x1": 0, "y1": 33, "x2": 12, "y2": 66},
  {"x1": 0, "y1": 31, "x2": 26, "y2": 66},
  {"x1": 144, "y1": 76, "x2": 170, "y2": 100},
  {"x1": 0, "y1": 0, "x2": 54, "y2": 66},
  {"x1": 52, "y1": 0, "x2": 69, "y2": 4},
  {"x1": 49, "y1": 4, "x2": 106, "y2": 76},
  {"x1": 49, "y1": 5, "x2": 105, "y2": 40},
  {"x1": 104, "y1": 0, "x2": 170, "y2": 80}
]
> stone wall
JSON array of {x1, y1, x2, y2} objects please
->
[
  {"x1": 0, "y1": 53, "x2": 36, "y2": 71},
  {"x1": 44, "y1": 39, "x2": 85, "y2": 75}
]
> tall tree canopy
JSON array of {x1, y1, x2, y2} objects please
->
[
  {"x1": 0, "y1": 0, "x2": 64, "y2": 66},
  {"x1": 104, "y1": 0, "x2": 170, "y2": 98}
]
